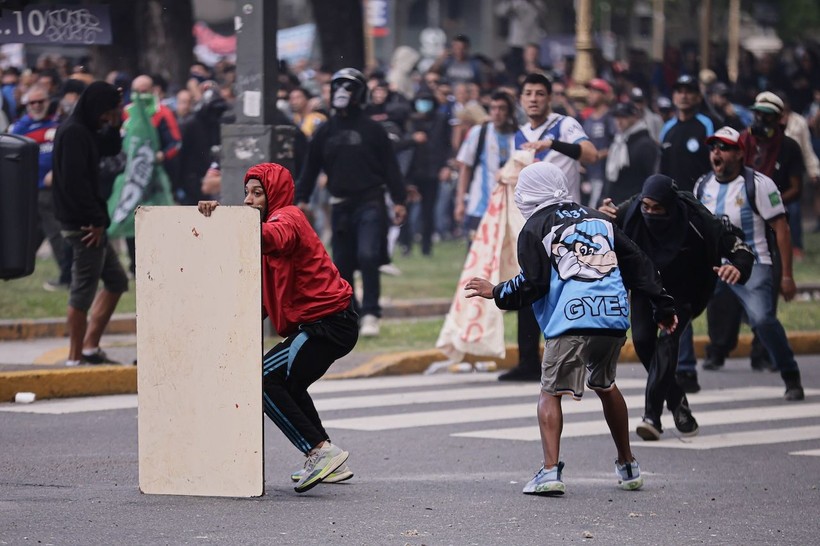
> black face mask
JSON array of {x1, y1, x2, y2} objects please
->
[
  {"x1": 97, "y1": 123, "x2": 122, "y2": 157},
  {"x1": 750, "y1": 119, "x2": 775, "y2": 138},
  {"x1": 642, "y1": 212, "x2": 675, "y2": 234}
]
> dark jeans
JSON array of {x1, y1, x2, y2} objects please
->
[
  {"x1": 632, "y1": 295, "x2": 693, "y2": 423},
  {"x1": 261, "y1": 305, "x2": 358, "y2": 453},
  {"x1": 331, "y1": 200, "x2": 387, "y2": 317},
  {"x1": 705, "y1": 265, "x2": 798, "y2": 373},
  {"x1": 399, "y1": 175, "x2": 439, "y2": 256}
]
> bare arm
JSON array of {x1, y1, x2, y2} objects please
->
[{"x1": 769, "y1": 215, "x2": 796, "y2": 301}]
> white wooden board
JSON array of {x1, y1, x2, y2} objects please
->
[{"x1": 135, "y1": 206, "x2": 263, "y2": 497}]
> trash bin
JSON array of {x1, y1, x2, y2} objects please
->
[{"x1": 0, "y1": 133, "x2": 39, "y2": 280}]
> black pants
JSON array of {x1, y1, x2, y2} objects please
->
[
  {"x1": 517, "y1": 305, "x2": 542, "y2": 370},
  {"x1": 261, "y1": 305, "x2": 358, "y2": 454},
  {"x1": 632, "y1": 294, "x2": 693, "y2": 423},
  {"x1": 332, "y1": 200, "x2": 387, "y2": 317},
  {"x1": 399, "y1": 175, "x2": 439, "y2": 256}
]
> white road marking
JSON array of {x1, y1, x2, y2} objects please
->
[
  {"x1": 323, "y1": 387, "x2": 817, "y2": 431},
  {"x1": 635, "y1": 425, "x2": 820, "y2": 450},
  {"x1": 0, "y1": 394, "x2": 137, "y2": 414},
  {"x1": 790, "y1": 448, "x2": 820, "y2": 457},
  {"x1": 453, "y1": 402, "x2": 820, "y2": 442}
]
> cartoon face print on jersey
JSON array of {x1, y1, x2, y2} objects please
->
[{"x1": 551, "y1": 219, "x2": 617, "y2": 281}]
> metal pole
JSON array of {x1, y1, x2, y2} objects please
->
[
  {"x1": 727, "y1": 0, "x2": 740, "y2": 84},
  {"x1": 651, "y1": 0, "x2": 664, "y2": 63},
  {"x1": 700, "y1": 0, "x2": 712, "y2": 74}
]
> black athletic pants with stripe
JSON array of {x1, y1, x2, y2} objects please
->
[{"x1": 262, "y1": 305, "x2": 358, "y2": 454}]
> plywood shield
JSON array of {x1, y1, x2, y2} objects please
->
[{"x1": 136, "y1": 205, "x2": 263, "y2": 497}]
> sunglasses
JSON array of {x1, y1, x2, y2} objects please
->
[
  {"x1": 708, "y1": 141, "x2": 739, "y2": 151},
  {"x1": 27, "y1": 99, "x2": 47, "y2": 106}
]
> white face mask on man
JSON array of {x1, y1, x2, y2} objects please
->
[{"x1": 332, "y1": 87, "x2": 352, "y2": 109}]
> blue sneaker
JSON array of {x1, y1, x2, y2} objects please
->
[
  {"x1": 615, "y1": 459, "x2": 644, "y2": 491},
  {"x1": 522, "y1": 462, "x2": 565, "y2": 496}
]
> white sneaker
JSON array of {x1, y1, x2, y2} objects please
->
[
  {"x1": 294, "y1": 443, "x2": 349, "y2": 493},
  {"x1": 291, "y1": 463, "x2": 353, "y2": 484},
  {"x1": 360, "y1": 314, "x2": 380, "y2": 337},
  {"x1": 378, "y1": 263, "x2": 402, "y2": 276}
]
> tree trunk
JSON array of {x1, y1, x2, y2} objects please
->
[
  {"x1": 91, "y1": 0, "x2": 194, "y2": 88},
  {"x1": 308, "y1": 0, "x2": 365, "y2": 71}
]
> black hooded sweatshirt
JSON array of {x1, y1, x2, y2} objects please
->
[{"x1": 52, "y1": 81, "x2": 122, "y2": 230}]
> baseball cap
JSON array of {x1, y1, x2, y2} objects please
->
[
  {"x1": 629, "y1": 87, "x2": 646, "y2": 102},
  {"x1": 611, "y1": 101, "x2": 638, "y2": 117},
  {"x1": 656, "y1": 96, "x2": 673, "y2": 110},
  {"x1": 705, "y1": 126, "x2": 744, "y2": 150},
  {"x1": 751, "y1": 91, "x2": 784, "y2": 115},
  {"x1": 587, "y1": 78, "x2": 612, "y2": 94},
  {"x1": 673, "y1": 74, "x2": 700, "y2": 93}
]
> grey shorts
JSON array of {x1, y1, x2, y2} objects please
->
[
  {"x1": 540, "y1": 335, "x2": 626, "y2": 399},
  {"x1": 63, "y1": 232, "x2": 129, "y2": 312}
]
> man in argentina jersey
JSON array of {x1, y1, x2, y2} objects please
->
[
  {"x1": 500, "y1": 72, "x2": 599, "y2": 382},
  {"x1": 454, "y1": 91, "x2": 517, "y2": 238},
  {"x1": 694, "y1": 126, "x2": 805, "y2": 401},
  {"x1": 466, "y1": 162, "x2": 676, "y2": 496}
]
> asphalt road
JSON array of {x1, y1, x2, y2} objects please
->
[{"x1": 1, "y1": 356, "x2": 819, "y2": 545}]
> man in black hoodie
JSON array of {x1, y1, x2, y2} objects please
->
[
  {"x1": 600, "y1": 174, "x2": 754, "y2": 441},
  {"x1": 52, "y1": 81, "x2": 129, "y2": 367}
]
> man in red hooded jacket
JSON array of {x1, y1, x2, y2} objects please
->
[{"x1": 198, "y1": 162, "x2": 358, "y2": 493}]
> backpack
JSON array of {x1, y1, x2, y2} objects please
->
[{"x1": 696, "y1": 166, "x2": 779, "y2": 264}]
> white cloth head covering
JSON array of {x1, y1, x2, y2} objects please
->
[{"x1": 514, "y1": 162, "x2": 574, "y2": 219}]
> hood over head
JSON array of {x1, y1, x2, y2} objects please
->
[
  {"x1": 640, "y1": 174, "x2": 679, "y2": 211},
  {"x1": 71, "y1": 81, "x2": 121, "y2": 129},
  {"x1": 244, "y1": 163, "x2": 295, "y2": 219},
  {"x1": 514, "y1": 162, "x2": 574, "y2": 220}
]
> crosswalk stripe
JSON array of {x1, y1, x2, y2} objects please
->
[
  {"x1": 790, "y1": 448, "x2": 820, "y2": 457},
  {"x1": 314, "y1": 378, "x2": 646, "y2": 411},
  {"x1": 453, "y1": 402, "x2": 820, "y2": 441},
  {"x1": 322, "y1": 387, "x2": 817, "y2": 431},
  {"x1": 309, "y1": 373, "x2": 501, "y2": 394},
  {"x1": 636, "y1": 425, "x2": 820, "y2": 450},
  {"x1": 0, "y1": 394, "x2": 138, "y2": 414}
]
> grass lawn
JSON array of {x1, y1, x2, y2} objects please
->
[{"x1": 2, "y1": 232, "x2": 819, "y2": 354}]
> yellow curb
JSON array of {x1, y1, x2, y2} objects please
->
[
  {"x1": 0, "y1": 315, "x2": 136, "y2": 341},
  {"x1": 0, "y1": 366, "x2": 136, "y2": 402},
  {"x1": 2, "y1": 332, "x2": 818, "y2": 402}
]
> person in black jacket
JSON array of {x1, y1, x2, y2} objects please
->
[
  {"x1": 397, "y1": 86, "x2": 452, "y2": 256},
  {"x1": 604, "y1": 101, "x2": 659, "y2": 205},
  {"x1": 600, "y1": 174, "x2": 754, "y2": 441},
  {"x1": 295, "y1": 68, "x2": 407, "y2": 338},
  {"x1": 52, "y1": 81, "x2": 129, "y2": 367}
]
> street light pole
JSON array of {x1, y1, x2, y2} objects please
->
[
  {"x1": 569, "y1": 0, "x2": 595, "y2": 101},
  {"x1": 220, "y1": 0, "x2": 297, "y2": 205}
]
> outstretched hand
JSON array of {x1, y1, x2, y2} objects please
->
[{"x1": 464, "y1": 277, "x2": 494, "y2": 299}]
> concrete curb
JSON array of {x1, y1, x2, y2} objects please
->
[{"x1": 3, "y1": 332, "x2": 819, "y2": 403}]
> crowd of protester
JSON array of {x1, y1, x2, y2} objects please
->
[{"x1": 2, "y1": 36, "x2": 819, "y2": 281}]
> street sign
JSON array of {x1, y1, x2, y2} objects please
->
[{"x1": 0, "y1": 5, "x2": 112, "y2": 45}]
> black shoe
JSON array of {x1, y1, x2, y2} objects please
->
[
  {"x1": 701, "y1": 356, "x2": 725, "y2": 371},
  {"x1": 784, "y1": 387, "x2": 805, "y2": 401},
  {"x1": 636, "y1": 417, "x2": 662, "y2": 441},
  {"x1": 82, "y1": 348, "x2": 120, "y2": 365},
  {"x1": 498, "y1": 365, "x2": 541, "y2": 382},
  {"x1": 672, "y1": 401, "x2": 699, "y2": 436},
  {"x1": 676, "y1": 371, "x2": 701, "y2": 394}
]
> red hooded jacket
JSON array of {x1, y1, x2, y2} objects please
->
[{"x1": 245, "y1": 163, "x2": 352, "y2": 337}]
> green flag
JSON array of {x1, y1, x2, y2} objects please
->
[{"x1": 107, "y1": 94, "x2": 174, "y2": 238}]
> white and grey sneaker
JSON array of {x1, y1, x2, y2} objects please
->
[
  {"x1": 293, "y1": 443, "x2": 349, "y2": 493},
  {"x1": 291, "y1": 463, "x2": 353, "y2": 484},
  {"x1": 522, "y1": 462, "x2": 565, "y2": 496}
]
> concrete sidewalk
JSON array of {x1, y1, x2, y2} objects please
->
[{"x1": 2, "y1": 299, "x2": 819, "y2": 402}]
